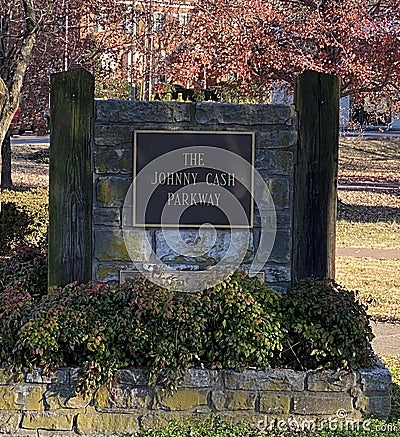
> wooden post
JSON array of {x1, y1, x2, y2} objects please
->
[
  {"x1": 292, "y1": 70, "x2": 340, "y2": 282},
  {"x1": 48, "y1": 67, "x2": 94, "y2": 291}
]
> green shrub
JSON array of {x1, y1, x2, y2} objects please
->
[
  {"x1": 2, "y1": 269, "x2": 375, "y2": 395},
  {"x1": 0, "y1": 243, "x2": 48, "y2": 368},
  {"x1": 281, "y1": 278, "x2": 374, "y2": 370},
  {"x1": 202, "y1": 273, "x2": 284, "y2": 370},
  {"x1": 13, "y1": 272, "x2": 284, "y2": 394},
  {"x1": 0, "y1": 286, "x2": 34, "y2": 368},
  {"x1": 0, "y1": 188, "x2": 48, "y2": 255},
  {"x1": 0, "y1": 243, "x2": 48, "y2": 296}
]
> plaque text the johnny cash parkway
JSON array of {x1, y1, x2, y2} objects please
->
[{"x1": 133, "y1": 131, "x2": 254, "y2": 228}]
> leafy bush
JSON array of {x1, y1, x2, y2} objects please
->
[
  {"x1": 0, "y1": 243, "x2": 48, "y2": 368},
  {"x1": 0, "y1": 286, "x2": 34, "y2": 368},
  {"x1": 0, "y1": 260, "x2": 375, "y2": 395},
  {"x1": 202, "y1": 274, "x2": 284, "y2": 370},
  {"x1": 0, "y1": 243, "x2": 48, "y2": 296},
  {"x1": 0, "y1": 188, "x2": 48, "y2": 255},
  {"x1": 281, "y1": 278, "x2": 374, "y2": 370},
  {"x1": 13, "y1": 272, "x2": 284, "y2": 393}
]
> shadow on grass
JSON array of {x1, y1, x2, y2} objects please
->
[{"x1": 338, "y1": 201, "x2": 400, "y2": 223}]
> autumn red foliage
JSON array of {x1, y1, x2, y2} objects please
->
[
  {"x1": 2, "y1": 0, "x2": 400, "y2": 138},
  {"x1": 158, "y1": 0, "x2": 400, "y2": 106}
]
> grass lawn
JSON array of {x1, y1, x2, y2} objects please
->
[
  {"x1": 337, "y1": 136, "x2": 399, "y2": 249},
  {"x1": 336, "y1": 256, "x2": 400, "y2": 321},
  {"x1": 337, "y1": 220, "x2": 400, "y2": 249},
  {"x1": 336, "y1": 136, "x2": 400, "y2": 321},
  {"x1": 339, "y1": 136, "x2": 400, "y2": 184}
]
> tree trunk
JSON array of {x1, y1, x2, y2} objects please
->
[{"x1": 1, "y1": 131, "x2": 12, "y2": 189}]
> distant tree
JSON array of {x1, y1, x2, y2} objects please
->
[
  {"x1": 157, "y1": 0, "x2": 400, "y2": 107},
  {"x1": 0, "y1": 0, "x2": 42, "y2": 188},
  {"x1": 0, "y1": 0, "x2": 128, "y2": 187}
]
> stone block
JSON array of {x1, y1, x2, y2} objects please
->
[
  {"x1": 0, "y1": 411, "x2": 21, "y2": 434},
  {"x1": 261, "y1": 370, "x2": 305, "y2": 391},
  {"x1": 358, "y1": 367, "x2": 392, "y2": 393},
  {"x1": 256, "y1": 230, "x2": 290, "y2": 264},
  {"x1": 21, "y1": 412, "x2": 74, "y2": 431},
  {"x1": 52, "y1": 369, "x2": 71, "y2": 385},
  {"x1": 211, "y1": 387, "x2": 258, "y2": 411},
  {"x1": 292, "y1": 392, "x2": 353, "y2": 416},
  {"x1": 94, "y1": 229, "x2": 130, "y2": 262},
  {"x1": 94, "y1": 147, "x2": 132, "y2": 174},
  {"x1": 253, "y1": 208, "x2": 291, "y2": 230},
  {"x1": 255, "y1": 150, "x2": 294, "y2": 175},
  {"x1": 259, "y1": 393, "x2": 291, "y2": 414},
  {"x1": 95, "y1": 176, "x2": 131, "y2": 207},
  {"x1": 224, "y1": 370, "x2": 304, "y2": 392},
  {"x1": 95, "y1": 262, "x2": 135, "y2": 282},
  {"x1": 94, "y1": 124, "x2": 134, "y2": 146},
  {"x1": 257, "y1": 177, "x2": 290, "y2": 210},
  {"x1": 76, "y1": 410, "x2": 139, "y2": 435},
  {"x1": 223, "y1": 371, "x2": 259, "y2": 391},
  {"x1": 0, "y1": 386, "x2": 18, "y2": 410},
  {"x1": 195, "y1": 103, "x2": 293, "y2": 126},
  {"x1": 307, "y1": 370, "x2": 357, "y2": 392},
  {"x1": 155, "y1": 229, "x2": 253, "y2": 266},
  {"x1": 93, "y1": 208, "x2": 121, "y2": 226},
  {"x1": 180, "y1": 368, "x2": 216, "y2": 388},
  {"x1": 115, "y1": 368, "x2": 148, "y2": 386},
  {"x1": 15, "y1": 385, "x2": 46, "y2": 410},
  {"x1": 256, "y1": 129, "x2": 297, "y2": 149},
  {"x1": 263, "y1": 265, "x2": 291, "y2": 283},
  {"x1": 223, "y1": 391, "x2": 257, "y2": 411},
  {"x1": 355, "y1": 395, "x2": 391, "y2": 419},
  {"x1": 209, "y1": 390, "x2": 225, "y2": 411},
  {"x1": 44, "y1": 386, "x2": 90, "y2": 410},
  {"x1": 25, "y1": 369, "x2": 45, "y2": 384},
  {"x1": 158, "y1": 389, "x2": 208, "y2": 411},
  {"x1": 96, "y1": 100, "x2": 191, "y2": 123},
  {"x1": 94, "y1": 228, "x2": 152, "y2": 262},
  {"x1": 94, "y1": 385, "x2": 151, "y2": 410}
]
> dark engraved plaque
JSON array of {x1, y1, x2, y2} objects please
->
[{"x1": 133, "y1": 131, "x2": 254, "y2": 228}]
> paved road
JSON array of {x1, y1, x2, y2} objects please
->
[
  {"x1": 11, "y1": 134, "x2": 49, "y2": 145},
  {"x1": 338, "y1": 182, "x2": 400, "y2": 191},
  {"x1": 372, "y1": 322, "x2": 400, "y2": 356},
  {"x1": 343, "y1": 129, "x2": 400, "y2": 138},
  {"x1": 337, "y1": 247, "x2": 400, "y2": 260},
  {"x1": 11, "y1": 131, "x2": 400, "y2": 144}
]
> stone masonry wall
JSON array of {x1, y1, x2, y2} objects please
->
[
  {"x1": 93, "y1": 100, "x2": 297, "y2": 288},
  {"x1": 0, "y1": 365, "x2": 391, "y2": 435}
]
